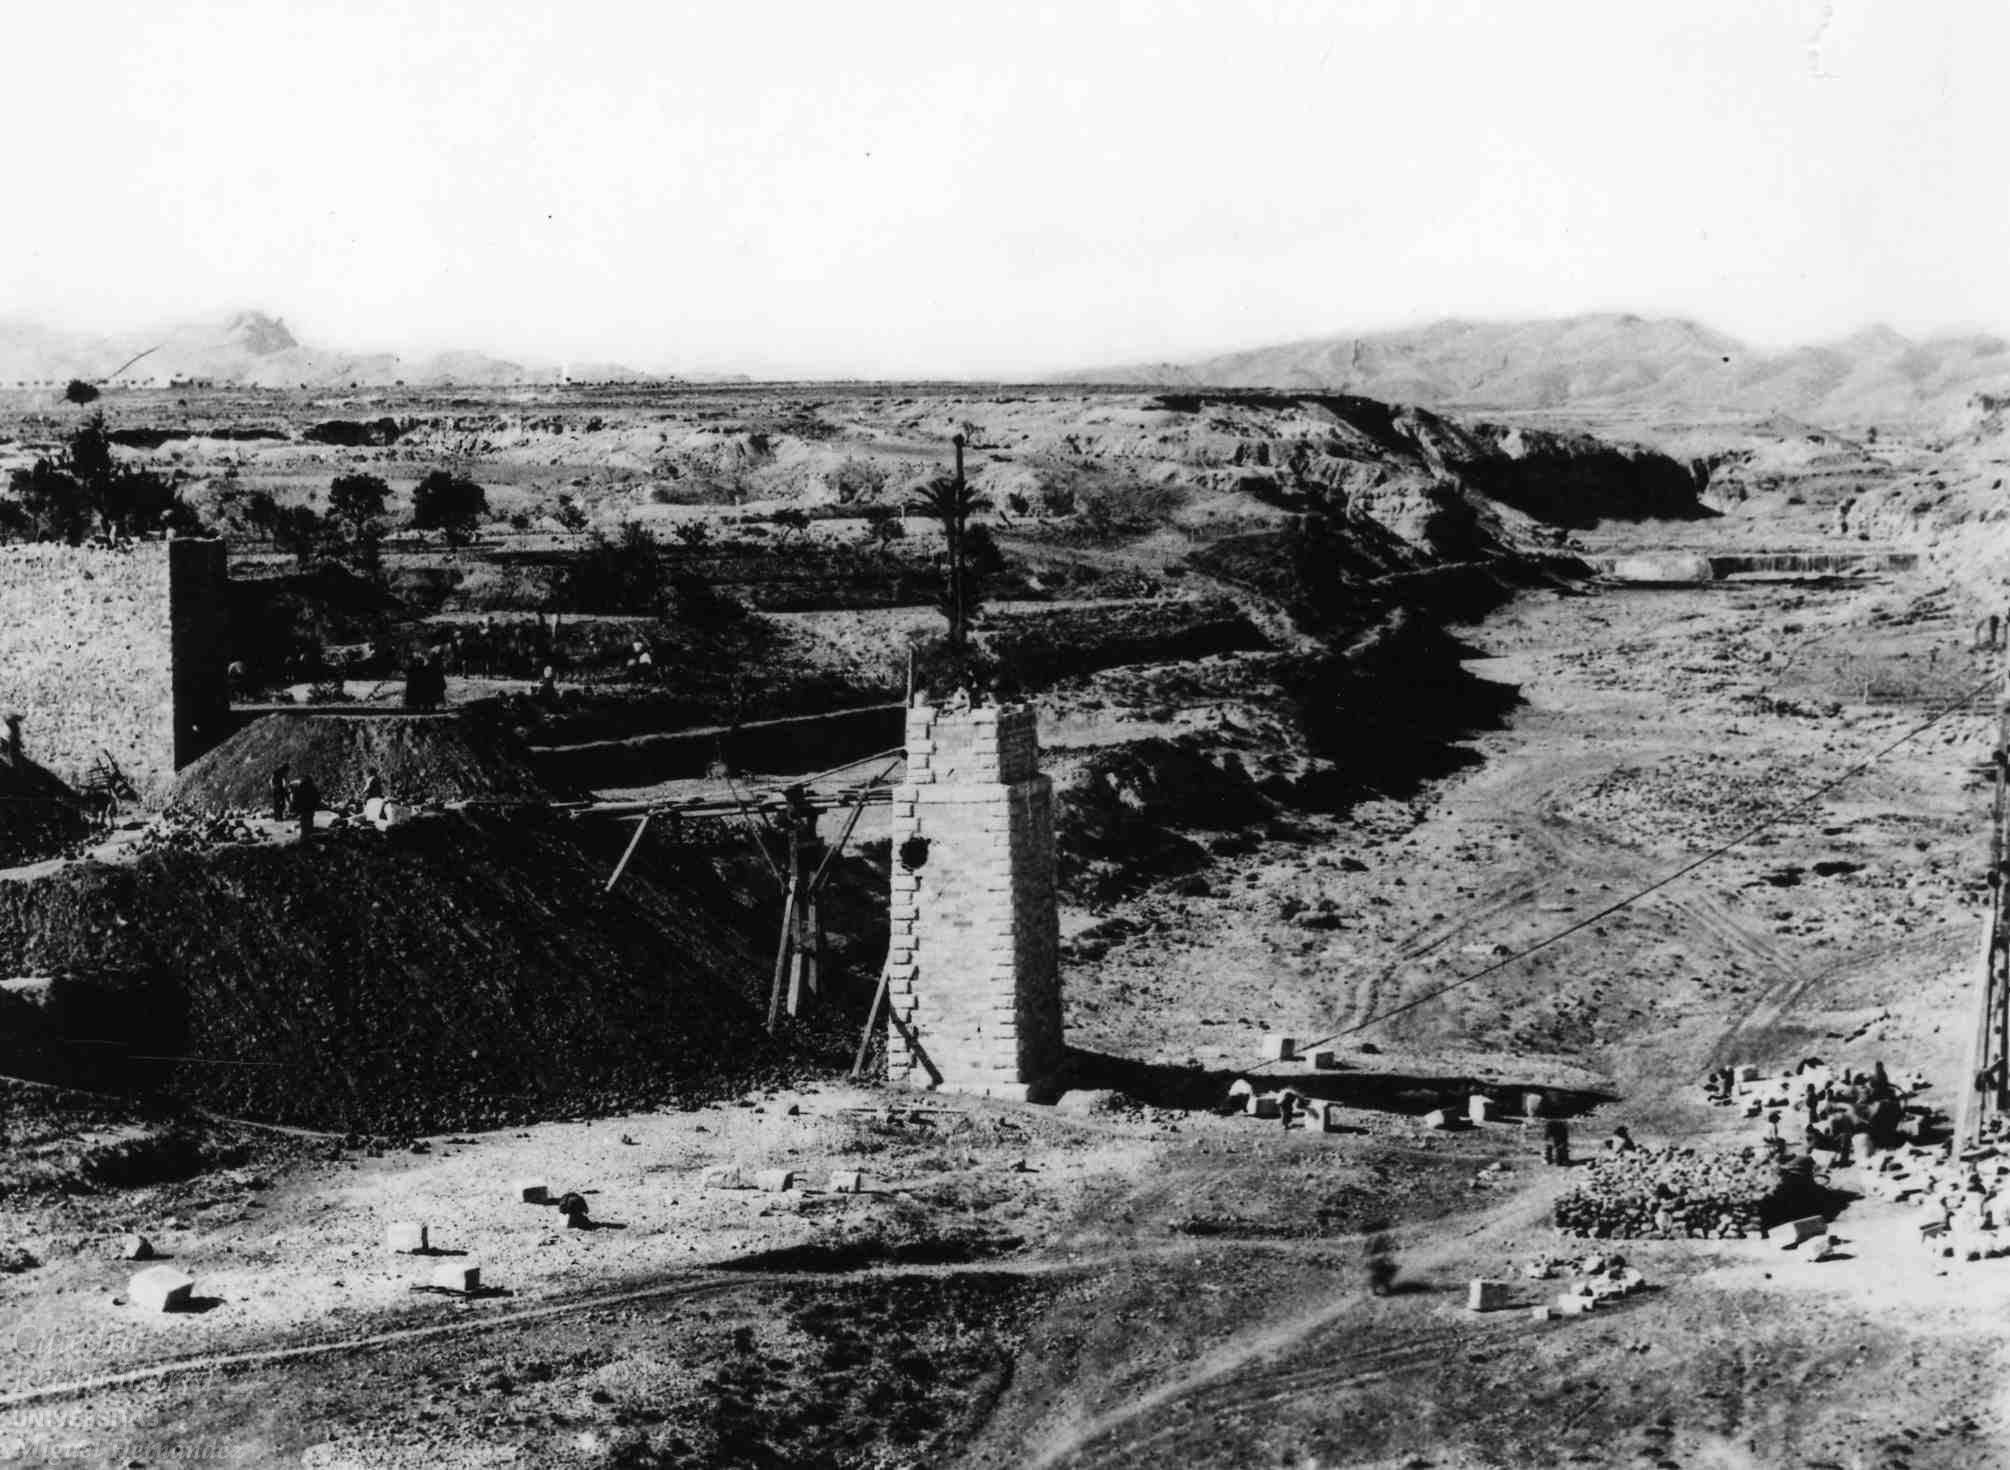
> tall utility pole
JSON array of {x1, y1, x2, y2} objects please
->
[
  {"x1": 949, "y1": 433, "x2": 967, "y2": 650},
  {"x1": 1958, "y1": 689, "x2": 2010, "y2": 1147}
]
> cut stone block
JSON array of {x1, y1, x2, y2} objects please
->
[
  {"x1": 701, "y1": 1164, "x2": 745, "y2": 1190},
  {"x1": 1466, "y1": 1279, "x2": 1511, "y2": 1312},
  {"x1": 129, "y1": 1265, "x2": 194, "y2": 1312},
  {"x1": 1260, "y1": 1034, "x2": 1296, "y2": 1062},
  {"x1": 1530, "y1": 1305, "x2": 1553, "y2": 1322},
  {"x1": 516, "y1": 1180, "x2": 549, "y2": 1205},
  {"x1": 431, "y1": 1261, "x2": 481, "y2": 1294},
  {"x1": 1226, "y1": 1077, "x2": 1255, "y2": 1101},
  {"x1": 1770, "y1": 1214, "x2": 1827, "y2": 1246},
  {"x1": 1246, "y1": 1095, "x2": 1281, "y2": 1120},
  {"x1": 755, "y1": 1168, "x2": 797, "y2": 1192},
  {"x1": 1521, "y1": 1091, "x2": 1544, "y2": 1119},
  {"x1": 1422, "y1": 1109, "x2": 1451, "y2": 1131},
  {"x1": 1311, "y1": 1050, "x2": 1339, "y2": 1071},
  {"x1": 117, "y1": 1233, "x2": 152, "y2": 1261},
  {"x1": 386, "y1": 1221, "x2": 429, "y2": 1253},
  {"x1": 827, "y1": 1170, "x2": 864, "y2": 1193},
  {"x1": 1737, "y1": 1065, "x2": 1760, "y2": 1083},
  {"x1": 1321, "y1": 1103, "x2": 1346, "y2": 1133},
  {"x1": 1553, "y1": 1294, "x2": 1594, "y2": 1316},
  {"x1": 1468, "y1": 1095, "x2": 1494, "y2": 1125}
]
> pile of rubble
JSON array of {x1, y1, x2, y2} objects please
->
[
  {"x1": 1859, "y1": 1117, "x2": 2010, "y2": 1261},
  {"x1": 1553, "y1": 1145, "x2": 1776, "y2": 1239},
  {"x1": 131, "y1": 810, "x2": 267, "y2": 856},
  {"x1": 1467, "y1": 1252, "x2": 1649, "y2": 1321}
]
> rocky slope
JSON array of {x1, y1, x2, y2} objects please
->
[{"x1": 1063, "y1": 314, "x2": 2010, "y2": 427}]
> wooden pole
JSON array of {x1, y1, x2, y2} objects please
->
[
  {"x1": 805, "y1": 895, "x2": 822, "y2": 998},
  {"x1": 850, "y1": 968, "x2": 889, "y2": 1079},
  {"x1": 785, "y1": 832, "x2": 807, "y2": 1018},
  {"x1": 604, "y1": 812, "x2": 651, "y2": 892},
  {"x1": 766, "y1": 873, "x2": 798, "y2": 1035}
]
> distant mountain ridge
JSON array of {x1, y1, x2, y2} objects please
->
[
  {"x1": 1059, "y1": 314, "x2": 2010, "y2": 426},
  {"x1": 0, "y1": 310, "x2": 680, "y2": 389}
]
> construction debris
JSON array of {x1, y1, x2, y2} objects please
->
[{"x1": 1553, "y1": 1146, "x2": 1774, "y2": 1238}]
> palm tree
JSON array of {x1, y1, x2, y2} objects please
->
[{"x1": 907, "y1": 435, "x2": 989, "y2": 650}]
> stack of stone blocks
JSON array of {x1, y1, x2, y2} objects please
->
[{"x1": 887, "y1": 702, "x2": 1062, "y2": 1100}]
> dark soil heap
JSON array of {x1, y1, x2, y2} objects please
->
[
  {"x1": 170, "y1": 710, "x2": 559, "y2": 813},
  {"x1": 0, "y1": 809, "x2": 882, "y2": 1132},
  {"x1": 0, "y1": 754, "x2": 90, "y2": 869}
]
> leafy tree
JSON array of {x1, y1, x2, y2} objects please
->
[
  {"x1": 5, "y1": 460, "x2": 89, "y2": 542},
  {"x1": 411, "y1": 469, "x2": 488, "y2": 546},
  {"x1": 3, "y1": 412, "x2": 198, "y2": 541},
  {"x1": 327, "y1": 473, "x2": 391, "y2": 543},
  {"x1": 552, "y1": 494, "x2": 589, "y2": 532},
  {"x1": 562, "y1": 522, "x2": 666, "y2": 615},
  {"x1": 672, "y1": 521, "x2": 711, "y2": 548},
  {"x1": 63, "y1": 379, "x2": 100, "y2": 405},
  {"x1": 826, "y1": 457, "x2": 888, "y2": 505},
  {"x1": 907, "y1": 436, "x2": 989, "y2": 650},
  {"x1": 270, "y1": 504, "x2": 330, "y2": 567},
  {"x1": 1037, "y1": 481, "x2": 1078, "y2": 518},
  {"x1": 1004, "y1": 490, "x2": 1031, "y2": 522}
]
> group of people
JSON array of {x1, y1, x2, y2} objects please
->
[
  {"x1": 269, "y1": 765, "x2": 387, "y2": 840},
  {"x1": 1708, "y1": 1057, "x2": 1910, "y2": 1166},
  {"x1": 435, "y1": 615, "x2": 562, "y2": 682}
]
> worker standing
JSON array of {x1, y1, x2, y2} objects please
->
[
  {"x1": 270, "y1": 764, "x2": 290, "y2": 822},
  {"x1": 292, "y1": 774, "x2": 320, "y2": 844},
  {"x1": 1543, "y1": 1117, "x2": 1570, "y2": 1166}
]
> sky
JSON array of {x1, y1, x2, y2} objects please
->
[{"x1": 3, "y1": 0, "x2": 2006, "y2": 379}]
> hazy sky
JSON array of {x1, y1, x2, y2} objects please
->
[{"x1": 4, "y1": 0, "x2": 2005, "y2": 378}]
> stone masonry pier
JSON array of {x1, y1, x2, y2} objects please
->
[{"x1": 886, "y1": 702, "x2": 1063, "y2": 1099}]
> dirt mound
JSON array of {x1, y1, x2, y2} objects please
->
[
  {"x1": 0, "y1": 809, "x2": 884, "y2": 1132},
  {"x1": 0, "y1": 754, "x2": 90, "y2": 868},
  {"x1": 1054, "y1": 737, "x2": 1270, "y2": 902},
  {"x1": 170, "y1": 710, "x2": 560, "y2": 812}
]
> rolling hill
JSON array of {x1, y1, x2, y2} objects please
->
[{"x1": 1061, "y1": 314, "x2": 2010, "y2": 426}]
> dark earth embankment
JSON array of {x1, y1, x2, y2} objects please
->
[
  {"x1": 0, "y1": 809, "x2": 887, "y2": 1132},
  {"x1": 171, "y1": 710, "x2": 560, "y2": 812}
]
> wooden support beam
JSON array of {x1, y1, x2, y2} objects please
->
[
  {"x1": 604, "y1": 812, "x2": 651, "y2": 892},
  {"x1": 850, "y1": 969, "x2": 889, "y2": 1080},
  {"x1": 765, "y1": 874, "x2": 798, "y2": 1035}
]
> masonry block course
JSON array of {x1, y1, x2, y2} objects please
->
[
  {"x1": 0, "y1": 540, "x2": 228, "y2": 802},
  {"x1": 887, "y1": 703, "x2": 1063, "y2": 1096}
]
